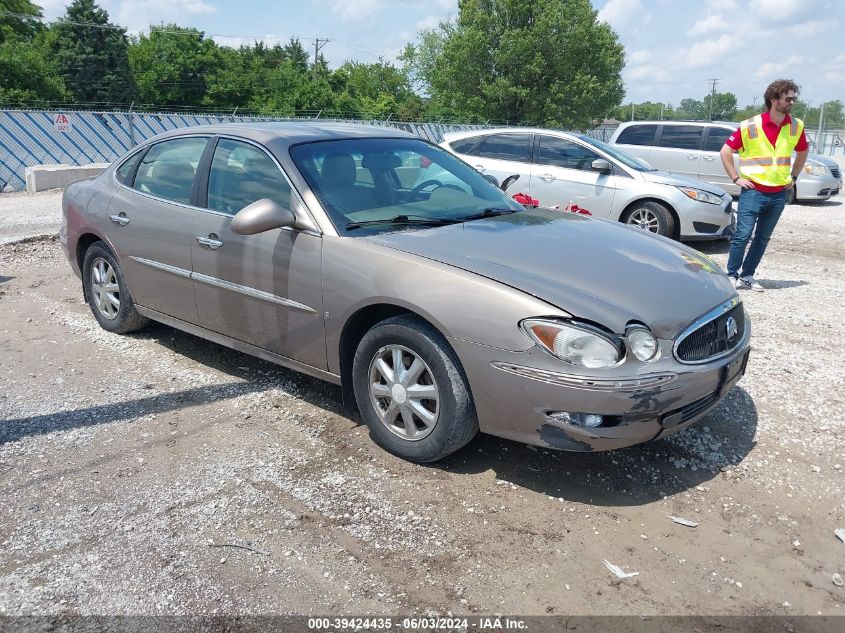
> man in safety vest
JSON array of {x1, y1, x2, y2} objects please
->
[{"x1": 720, "y1": 79, "x2": 809, "y2": 292}]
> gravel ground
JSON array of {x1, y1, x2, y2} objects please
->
[{"x1": 0, "y1": 191, "x2": 844, "y2": 622}]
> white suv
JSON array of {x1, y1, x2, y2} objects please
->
[{"x1": 609, "y1": 120, "x2": 842, "y2": 204}]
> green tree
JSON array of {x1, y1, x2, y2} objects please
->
[
  {"x1": 0, "y1": 0, "x2": 43, "y2": 43},
  {"x1": 703, "y1": 92, "x2": 737, "y2": 121},
  {"x1": 51, "y1": 0, "x2": 137, "y2": 105},
  {"x1": 129, "y1": 24, "x2": 218, "y2": 107},
  {"x1": 609, "y1": 101, "x2": 670, "y2": 121},
  {"x1": 0, "y1": 36, "x2": 70, "y2": 105},
  {"x1": 403, "y1": 0, "x2": 624, "y2": 128},
  {"x1": 677, "y1": 98, "x2": 705, "y2": 119}
]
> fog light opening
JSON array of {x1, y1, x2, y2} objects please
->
[{"x1": 547, "y1": 411, "x2": 604, "y2": 428}]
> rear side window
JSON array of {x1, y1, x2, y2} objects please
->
[
  {"x1": 450, "y1": 137, "x2": 482, "y2": 154},
  {"x1": 615, "y1": 124, "x2": 658, "y2": 146},
  {"x1": 704, "y1": 127, "x2": 733, "y2": 152},
  {"x1": 115, "y1": 150, "x2": 143, "y2": 185},
  {"x1": 658, "y1": 125, "x2": 704, "y2": 150},
  {"x1": 473, "y1": 134, "x2": 532, "y2": 162},
  {"x1": 133, "y1": 137, "x2": 208, "y2": 205}
]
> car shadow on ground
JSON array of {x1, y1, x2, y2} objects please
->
[
  {"x1": 0, "y1": 275, "x2": 14, "y2": 283},
  {"x1": 690, "y1": 240, "x2": 729, "y2": 256},
  {"x1": 0, "y1": 380, "x2": 269, "y2": 446},
  {"x1": 437, "y1": 386, "x2": 758, "y2": 506},
  {"x1": 799, "y1": 198, "x2": 842, "y2": 207},
  {"x1": 758, "y1": 279, "x2": 809, "y2": 290}
]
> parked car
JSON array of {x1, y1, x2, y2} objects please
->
[
  {"x1": 61, "y1": 123, "x2": 750, "y2": 462},
  {"x1": 609, "y1": 120, "x2": 842, "y2": 204},
  {"x1": 440, "y1": 128, "x2": 734, "y2": 241}
]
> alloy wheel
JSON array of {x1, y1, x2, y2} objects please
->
[
  {"x1": 626, "y1": 207, "x2": 661, "y2": 232},
  {"x1": 368, "y1": 344, "x2": 440, "y2": 441},
  {"x1": 91, "y1": 257, "x2": 120, "y2": 320}
]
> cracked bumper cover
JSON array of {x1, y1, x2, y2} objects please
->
[{"x1": 450, "y1": 330, "x2": 751, "y2": 452}]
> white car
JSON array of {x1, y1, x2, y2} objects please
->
[{"x1": 441, "y1": 127, "x2": 734, "y2": 241}]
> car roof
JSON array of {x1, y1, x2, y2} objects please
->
[
  {"x1": 615, "y1": 120, "x2": 736, "y2": 128},
  {"x1": 442, "y1": 127, "x2": 578, "y2": 142},
  {"x1": 146, "y1": 121, "x2": 415, "y2": 149}
]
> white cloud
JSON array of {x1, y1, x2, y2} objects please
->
[
  {"x1": 833, "y1": 53, "x2": 845, "y2": 63},
  {"x1": 681, "y1": 34, "x2": 735, "y2": 68},
  {"x1": 597, "y1": 0, "x2": 643, "y2": 28},
  {"x1": 115, "y1": 0, "x2": 215, "y2": 31},
  {"x1": 330, "y1": 0, "x2": 387, "y2": 22},
  {"x1": 755, "y1": 55, "x2": 805, "y2": 79},
  {"x1": 628, "y1": 50, "x2": 653, "y2": 64},
  {"x1": 628, "y1": 63, "x2": 671, "y2": 83},
  {"x1": 416, "y1": 15, "x2": 442, "y2": 32},
  {"x1": 709, "y1": 0, "x2": 739, "y2": 9},
  {"x1": 687, "y1": 13, "x2": 729, "y2": 36},
  {"x1": 749, "y1": 0, "x2": 814, "y2": 24}
]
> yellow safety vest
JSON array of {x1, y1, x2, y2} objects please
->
[{"x1": 738, "y1": 114, "x2": 803, "y2": 187}]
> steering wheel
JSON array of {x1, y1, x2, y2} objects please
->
[{"x1": 409, "y1": 179, "x2": 443, "y2": 199}]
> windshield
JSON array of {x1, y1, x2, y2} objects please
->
[
  {"x1": 578, "y1": 135, "x2": 655, "y2": 171},
  {"x1": 289, "y1": 138, "x2": 524, "y2": 234}
]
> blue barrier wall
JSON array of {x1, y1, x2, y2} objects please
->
[{"x1": 0, "y1": 109, "x2": 488, "y2": 192}]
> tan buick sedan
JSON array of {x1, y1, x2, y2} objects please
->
[{"x1": 61, "y1": 123, "x2": 750, "y2": 462}]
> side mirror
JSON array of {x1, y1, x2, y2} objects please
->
[
  {"x1": 482, "y1": 173, "x2": 499, "y2": 187},
  {"x1": 591, "y1": 159, "x2": 612, "y2": 173},
  {"x1": 231, "y1": 198, "x2": 296, "y2": 235},
  {"x1": 500, "y1": 174, "x2": 520, "y2": 192}
]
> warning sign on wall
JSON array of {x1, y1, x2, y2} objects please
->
[{"x1": 53, "y1": 113, "x2": 71, "y2": 132}]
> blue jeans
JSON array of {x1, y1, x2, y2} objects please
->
[{"x1": 726, "y1": 188, "x2": 786, "y2": 278}]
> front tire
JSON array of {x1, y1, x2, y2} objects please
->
[
  {"x1": 352, "y1": 315, "x2": 478, "y2": 462},
  {"x1": 621, "y1": 201, "x2": 675, "y2": 238},
  {"x1": 82, "y1": 242, "x2": 149, "y2": 334}
]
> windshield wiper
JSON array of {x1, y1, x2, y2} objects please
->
[
  {"x1": 345, "y1": 215, "x2": 461, "y2": 231},
  {"x1": 456, "y1": 207, "x2": 520, "y2": 221}
]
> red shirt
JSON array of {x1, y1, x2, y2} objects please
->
[{"x1": 725, "y1": 111, "x2": 809, "y2": 192}]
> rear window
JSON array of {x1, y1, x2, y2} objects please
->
[
  {"x1": 658, "y1": 125, "x2": 704, "y2": 150},
  {"x1": 473, "y1": 134, "x2": 532, "y2": 162},
  {"x1": 615, "y1": 124, "x2": 658, "y2": 146}
]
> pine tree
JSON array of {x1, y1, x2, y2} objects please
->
[{"x1": 51, "y1": 0, "x2": 137, "y2": 105}]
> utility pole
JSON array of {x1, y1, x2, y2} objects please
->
[
  {"x1": 659, "y1": 103, "x2": 664, "y2": 121},
  {"x1": 707, "y1": 78, "x2": 719, "y2": 121},
  {"x1": 313, "y1": 38, "x2": 330, "y2": 80},
  {"x1": 818, "y1": 102, "x2": 826, "y2": 153},
  {"x1": 631, "y1": 102, "x2": 634, "y2": 121}
]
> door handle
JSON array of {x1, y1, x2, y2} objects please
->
[
  {"x1": 474, "y1": 165, "x2": 486, "y2": 172},
  {"x1": 109, "y1": 213, "x2": 130, "y2": 226},
  {"x1": 540, "y1": 173, "x2": 555, "y2": 182},
  {"x1": 687, "y1": 155, "x2": 698, "y2": 160},
  {"x1": 702, "y1": 156, "x2": 715, "y2": 161},
  {"x1": 196, "y1": 235, "x2": 224, "y2": 250}
]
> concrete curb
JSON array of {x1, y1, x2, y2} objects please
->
[{"x1": 25, "y1": 164, "x2": 109, "y2": 193}]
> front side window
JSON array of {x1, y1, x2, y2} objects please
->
[
  {"x1": 537, "y1": 135, "x2": 600, "y2": 171},
  {"x1": 615, "y1": 124, "x2": 658, "y2": 146},
  {"x1": 207, "y1": 139, "x2": 292, "y2": 215},
  {"x1": 290, "y1": 138, "x2": 522, "y2": 234},
  {"x1": 133, "y1": 137, "x2": 208, "y2": 204},
  {"x1": 704, "y1": 127, "x2": 732, "y2": 152},
  {"x1": 473, "y1": 134, "x2": 532, "y2": 162},
  {"x1": 450, "y1": 137, "x2": 483, "y2": 154},
  {"x1": 657, "y1": 125, "x2": 704, "y2": 150}
]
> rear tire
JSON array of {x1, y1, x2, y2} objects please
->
[
  {"x1": 352, "y1": 315, "x2": 478, "y2": 462},
  {"x1": 621, "y1": 201, "x2": 675, "y2": 238},
  {"x1": 82, "y1": 242, "x2": 149, "y2": 334}
]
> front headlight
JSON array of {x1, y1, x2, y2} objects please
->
[
  {"x1": 676, "y1": 187, "x2": 723, "y2": 205},
  {"x1": 522, "y1": 319, "x2": 623, "y2": 368},
  {"x1": 626, "y1": 327, "x2": 659, "y2": 362},
  {"x1": 803, "y1": 164, "x2": 829, "y2": 176}
]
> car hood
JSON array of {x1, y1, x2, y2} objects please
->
[
  {"x1": 807, "y1": 153, "x2": 838, "y2": 168},
  {"x1": 364, "y1": 209, "x2": 736, "y2": 339},
  {"x1": 640, "y1": 170, "x2": 729, "y2": 196}
]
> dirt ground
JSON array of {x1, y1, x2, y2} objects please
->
[{"x1": 0, "y1": 192, "x2": 844, "y2": 624}]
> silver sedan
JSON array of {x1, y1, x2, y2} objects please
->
[{"x1": 61, "y1": 123, "x2": 750, "y2": 462}]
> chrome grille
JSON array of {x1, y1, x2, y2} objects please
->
[{"x1": 676, "y1": 302, "x2": 745, "y2": 363}]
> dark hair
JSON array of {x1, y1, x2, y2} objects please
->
[{"x1": 764, "y1": 79, "x2": 800, "y2": 109}]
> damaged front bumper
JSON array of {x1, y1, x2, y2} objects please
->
[{"x1": 450, "y1": 328, "x2": 751, "y2": 452}]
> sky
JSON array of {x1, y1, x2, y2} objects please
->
[{"x1": 34, "y1": 0, "x2": 845, "y2": 110}]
